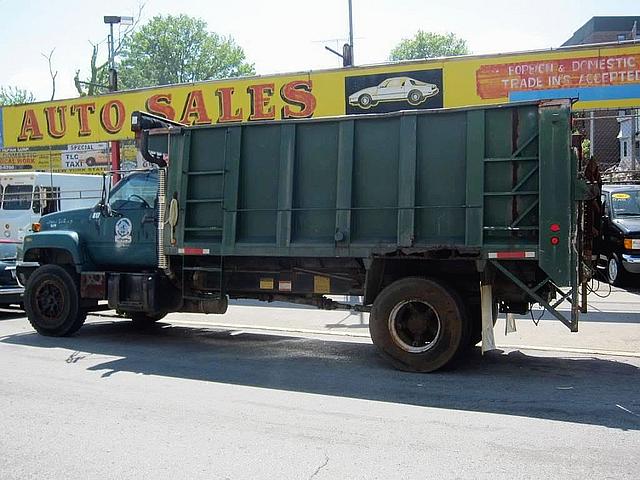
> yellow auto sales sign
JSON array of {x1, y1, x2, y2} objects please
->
[{"x1": 1, "y1": 41, "x2": 640, "y2": 149}]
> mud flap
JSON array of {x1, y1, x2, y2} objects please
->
[
  {"x1": 481, "y1": 284, "x2": 497, "y2": 353},
  {"x1": 505, "y1": 313, "x2": 517, "y2": 334}
]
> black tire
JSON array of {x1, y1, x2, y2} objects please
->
[
  {"x1": 407, "y1": 89, "x2": 424, "y2": 106},
  {"x1": 358, "y1": 94, "x2": 373, "y2": 109},
  {"x1": 369, "y1": 277, "x2": 465, "y2": 372},
  {"x1": 66, "y1": 309, "x2": 88, "y2": 335},
  {"x1": 24, "y1": 265, "x2": 85, "y2": 336},
  {"x1": 85, "y1": 157, "x2": 95, "y2": 166},
  {"x1": 607, "y1": 254, "x2": 625, "y2": 286},
  {"x1": 129, "y1": 312, "x2": 167, "y2": 328}
]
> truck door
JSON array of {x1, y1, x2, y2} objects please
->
[{"x1": 87, "y1": 170, "x2": 159, "y2": 269}]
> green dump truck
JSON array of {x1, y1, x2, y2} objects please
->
[{"x1": 18, "y1": 99, "x2": 595, "y2": 372}]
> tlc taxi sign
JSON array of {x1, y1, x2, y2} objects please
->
[{"x1": 2, "y1": 41, "x2": 640, "y2": 149}]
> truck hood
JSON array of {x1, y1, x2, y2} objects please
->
[
  {"x1": 613, "y1": 217, "x2": 640, "y2": 234},
  {"x1": 40, "y1": 207, "x2": 95, "y2": 231}
]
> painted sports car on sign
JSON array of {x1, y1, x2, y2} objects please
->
[{"x1": 348, "y1": 76, "x2": 440, "y2": 110}]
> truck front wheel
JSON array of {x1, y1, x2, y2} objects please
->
[
  {"x1": 369, "y1": 277, "x2": 465, "y2": 372},
  {"x1": 24, "y1": 265, "x2": 86, "y2": 336}
]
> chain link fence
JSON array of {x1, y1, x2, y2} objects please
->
[{"x1": 572, "y1": 108, "x2": 640, "y2": 181}]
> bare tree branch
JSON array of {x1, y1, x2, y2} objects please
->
[{"x1": 41, "y1": 48, "x2": 58, "y2": 101}]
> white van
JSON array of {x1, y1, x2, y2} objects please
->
[
  {"x1": 0, "y1": 172, "x2": 105, "y2": 246},
  {"x1": 0, "y1": 172, "x2": 105, "y2": 307}
]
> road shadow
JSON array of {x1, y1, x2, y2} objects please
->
[{"x1": 1, "y1": 319, "x2": 639, "y2": 431}]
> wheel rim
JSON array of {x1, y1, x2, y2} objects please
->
[
  {"x1": 388, "y1": 299, "x2": 441, "y2": 353},
  {"x1": 409, "y1": 92, "x2": 422, "y2": 104},
  {"x1": 360, "y1": 95, "x2": 371, "y2": 107},
  {"x1": 608, "y1": 258, "x2": 618, "y2": 282},
  {"x1": 34, "y1": 279, "x2": 66, "y2": 327}
]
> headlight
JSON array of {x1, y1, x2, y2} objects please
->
[{"x1": 623, "y1": 238, "x2": 640, "y2": 249}]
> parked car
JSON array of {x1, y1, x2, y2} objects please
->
[
  {"x1": 348, "y1": 76, "x2": 439, "y2": 110},
  {"x1": 0, "y1": 239, "x2": 22, "y2": 308},
  {"x1": 598, "y1": 184, "x2": 640, "y2": 285}
]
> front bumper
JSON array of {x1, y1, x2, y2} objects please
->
[
  {"x1": 0, "y1": 263, "x2": 24, "y2": 305},
  {"x1": 0, "y1": 287, "x2": 24, "y2": 305},
  {"x1": 621, "y1": 254, "x2": 640, "y2": 274}
]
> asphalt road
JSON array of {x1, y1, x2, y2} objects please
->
[{"x1": 0, "y1": 300, "x2": 638, "y2": 479}]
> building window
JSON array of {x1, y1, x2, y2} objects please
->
[{"x1": 624, "y1": 141, "x2": 628, "y2": 157}]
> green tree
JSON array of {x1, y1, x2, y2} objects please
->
[
  {"x1": 0, "y1": 86, "x2": 36, "y2": 106},
  {"x1": 119, "y1": 14, "x2": 255, "y2": 89},
  {"x1": 389, "y1": 31, "x2": 470, "y2": 61}
]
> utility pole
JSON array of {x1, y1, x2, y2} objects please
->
[
  {"x1": 324, "y1": 0, "x2": 354, "y2": 66},
  {"x1": 348, "y1": 0, "x2": 354, "y2": 65}
]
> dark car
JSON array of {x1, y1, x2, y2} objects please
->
[{"x1": 599, "y1": 185, "x2": 640, "y2": 285}]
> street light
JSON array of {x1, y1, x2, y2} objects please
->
[
  {"x1": 103, "y1": 15, "x2": 132, "y2": 183},
  {"x1": 103, "y1": 15, "x2": 133, "y2": 92}
]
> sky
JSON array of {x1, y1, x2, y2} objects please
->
[{"x1": 0, "y1": 0, "x2": 638, "y2": 101}]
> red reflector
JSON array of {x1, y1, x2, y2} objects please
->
[
  {"x1": 487, "y1": 251, "x2": 536, "y2": 259},
  {"x1": 178, "y1": 247, "x2": 211, "y2": 255},
  {"x1": 551, "y1": 236, "x2": 560, "y2": 245},
  {"x1": 550, "y1": 223, "x2": 560, "y2": 232},
  {"x1": 494, "y1": 251, "x2": 526, "y2": 259}
]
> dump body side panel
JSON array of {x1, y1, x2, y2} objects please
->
[{"x1": 164, "y1": 101, "x2": 573, "y2": 285}]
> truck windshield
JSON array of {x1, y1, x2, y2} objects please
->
[
  {"x1": 108, "y1": 170, "x2": 159, "y2": 210},
  {"x1": 3, "y1": 185, "x2": 33, "y2": 210},
  {"x1": 611, "y1": 190, "x2": 640, "y2": 216}
]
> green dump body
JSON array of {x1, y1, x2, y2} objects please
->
[{"x1": 165, "y1": 100, "x2": 574, "y2": 287}]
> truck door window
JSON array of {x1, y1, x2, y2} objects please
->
[
  {"x1": 3, "y1": 185, "x2": 33, "y2": 210},
  {"x1": 108, "y1": 171, "x2": 158, "y2": 210}
]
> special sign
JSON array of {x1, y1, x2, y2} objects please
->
[{"x1": 2, "y1": 42, "x2": 640, "y2": 150}]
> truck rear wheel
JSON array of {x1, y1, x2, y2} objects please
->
[
  {"x1": 369, "y1": 277, "x2": 465, "y2": 372},
  {"x1": 24, "y1": 265, "x2": 86, "y2": 336}
]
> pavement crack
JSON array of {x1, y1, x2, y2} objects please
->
[
  {"x1": 309, "y1": 454, "x2": 329, "y2": 480},
  {"x1": 66, "y1": 351, "x2": 89, "y2": 364}
]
